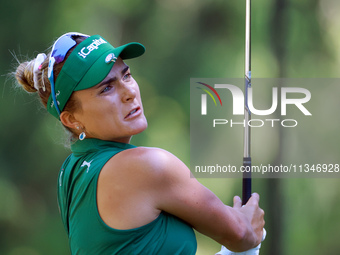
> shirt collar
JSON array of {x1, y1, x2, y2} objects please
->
[{"x1": 71, "y1": 138, "x2": 136, "y2": 156}]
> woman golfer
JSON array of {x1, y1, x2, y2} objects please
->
[{"x1": 15, "y1": 32, "x2": 265, "y2": 254}]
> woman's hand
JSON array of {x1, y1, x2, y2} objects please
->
[{"x1": 231, "y1": 194, "x2": 265, "y2": 250}]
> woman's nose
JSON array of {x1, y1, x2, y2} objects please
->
[{"x1": 120, "y1": 82, "x2": 137, "y2": 102}]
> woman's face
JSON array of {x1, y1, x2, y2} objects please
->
[{"x1": 72, "y1": 57, "x2": 147, "y2": 143}]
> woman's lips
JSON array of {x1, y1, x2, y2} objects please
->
[{"x1": 125, "y1": 107, "x2": 141, "y2": 119}]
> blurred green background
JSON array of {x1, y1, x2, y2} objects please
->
[{"x1": 1, "y1": 0, "x2": 340, "y2": 254}]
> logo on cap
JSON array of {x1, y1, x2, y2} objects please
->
[
  {"x1": 78, "y1": 38, "x2": 107, "y2": 59},
  {"x1": 105, "y1": 53, "x2": 117, "y2": 64}
]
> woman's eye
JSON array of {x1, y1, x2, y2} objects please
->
[
  {"x1": 123, "y1": 73, "x2": 132, "y2": 80},
  {"x1": 101, "y1": 85, "x2": 112, "y2": 93}
]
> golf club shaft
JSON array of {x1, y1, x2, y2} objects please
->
[{"x1": 243, "y1": 0, "x2": 252, "y2": 205}]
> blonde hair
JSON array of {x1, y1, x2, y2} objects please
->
[
  {"x1": 14, "y1": 36, "x2": 87, "y2": 139},
  {"x1": 15, "y1": 57, "x2": 51, "y2": 106}
]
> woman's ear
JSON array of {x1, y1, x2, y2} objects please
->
[{"x1": 60, "y1": 111, "x2": 82, "y2": 132}]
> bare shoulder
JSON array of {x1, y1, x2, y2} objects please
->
[
  {"x1": 118, "y1": 146, "x2": 174, "y2": 166},
  {"x1": 123, "y1": 146, "x2": 186, "y2": 170},
  {"x1": 97, "y1": 146, "x2": 193, "y2": 224},
  {"x1": 97, "y1": 147, "x2": 180, "y2": 229},
  {"x1": 100, "y1": 146, "x2": 189, "y2": 185}
]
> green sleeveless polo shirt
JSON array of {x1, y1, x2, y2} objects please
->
[{"x1": 57, "y1": 138, "x2": 197, "y2": 255}]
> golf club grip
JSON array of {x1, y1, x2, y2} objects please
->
[{"x1": 242, "y1": 157, "x2": 252, "y2": 205}]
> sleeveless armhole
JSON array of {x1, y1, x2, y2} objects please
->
[{"x1": 92, "y1": 149, "x2": 164, "y2": 233}]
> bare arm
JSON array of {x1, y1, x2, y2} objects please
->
[
  {"x1": 98, "y1": 146, "x2": 264, "y2": 252},
  {"x1": 135, "y1": 147, "x2": 265, "y2": 252}
]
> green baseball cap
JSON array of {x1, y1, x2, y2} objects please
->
[{"x1": 47, "y1": 35, "x2": 145, "y2": 119}]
